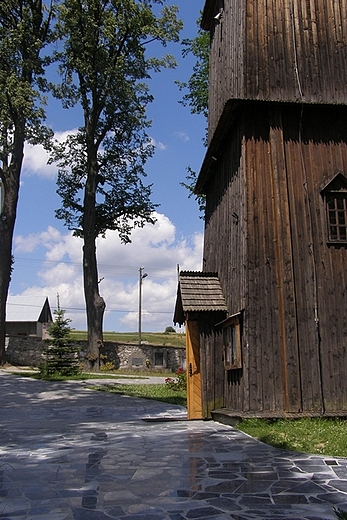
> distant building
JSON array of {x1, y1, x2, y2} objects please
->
[{"x1": 6, "y1": 296, "x2": 53, "y2": 339}]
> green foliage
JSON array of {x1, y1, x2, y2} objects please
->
[
  {"x1": 334, "y1": 508, "x2": 347, "y2": 520},
  {"x1": 40, "y1": 297, "x2": 81, "y2": 378},
  {"x1": 0, "y1": 0, "x2": 55, "y2": 150}
]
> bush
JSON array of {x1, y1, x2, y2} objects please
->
[
  {"x1": 165, "y1": 367, "x2": 186, "y2": 391},
  {"x1": 164, "y1": 326, "x2": 175, "y2": 333},
  {"x1": 100, "y1": 361, "x2": 115, "y2": 372}
]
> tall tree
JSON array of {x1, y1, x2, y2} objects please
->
[
  {"x1": 0, "y1": 0, "x2": 54, "y2": 364},
  {"x1": 52, "y1": 0, "x2": 182, "y2": 371}
]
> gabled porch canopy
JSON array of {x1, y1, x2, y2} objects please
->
[{"x1": 174, "y1": 271, "x2": 228, "y2": 326}]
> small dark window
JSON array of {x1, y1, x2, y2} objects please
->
[
  {"x1": 222, "y1": 313, "x2": 242, "y2": 370},
  {"x1": 326, "y1": 193, "x2": 347, "y2": 242},
  {"x1": 154, "y1": 352, "x2": 164, "y2": 366},
  {"x1": 132, "y1": 357, "x2": 143, "y2": 367}
]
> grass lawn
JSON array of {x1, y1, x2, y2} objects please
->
[
  {"x1": 8, "y1": 371, "x2": 150, "y2": 381},
  {"x1": 69, "y1": 330, "x2": 186, "y2": 347},
  {"x1": 237, "y1": 417, "x2": 347, "y2": 457},
  {"x1": 89, "y1": 382, "x2": 186, "y2": 407}
]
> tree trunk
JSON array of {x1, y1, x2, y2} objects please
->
[
  {"x1": 83, "y1": 234, "x2": 105, "y2": 372},
  {"x1": 0, "y1": 220, "x2": 14, "y2": 365},
  {"x1": 0, "y1": 131, "x2": 24, "y2": 364},
  {"x1": 82, "y1": 140, "x2": 105, "y2": 372}
]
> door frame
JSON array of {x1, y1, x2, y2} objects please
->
[{"x1": 186, "y1": 319, "x2": 203, "y2": 419}]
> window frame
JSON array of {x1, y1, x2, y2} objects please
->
[
  {"x1": 321, "y1": 172, "x2": 347, "y2": 245},
  {"x1": 132, "y1": 357, "x2": 144, "y2": 367},
  {"x1": 325, "y1": 191, "x2": 347, "y2": 244},
  {"x1": 154, "y1": 351, "x2": 164, "y2": 367},
  {"x1": 221, "y1": 312, "x2": 242, "y2": 371}
]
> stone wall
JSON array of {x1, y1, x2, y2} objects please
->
[{"x1": 5, "y1": 336, "x2": 186, "y2": 372}]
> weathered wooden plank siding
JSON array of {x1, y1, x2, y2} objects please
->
[
  {"x1": 203, "y1": 123, "x2": 246, "y2": 316},
  {"x1": 199, "y1": 314, "x2": 225, "y2": 418},
  {"x1": 202, "y1": 101, "x2": 347, "y2": 414},
  {"x1": 208, "y1": 0, "x2": 244, "y2": 143},
  {"x1": 207, "y1": 0, "x2": 347, "y2": 139},
  {"x1": 203, "y1": 119, "x2": 247, "y2": 413},
  {"x1": 281, "y1": 108, "x2": 323, "y2": 413},
  {"x1": 293, "y1": 105, "x2": 347, "y2": 411},
  {"x1": 242, "y1": 106, "x2": 291, "y2": 413}
]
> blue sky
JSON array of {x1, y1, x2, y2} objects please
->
[{"x1": 9, "y1": 0, "x2": 206, "y2": 333}]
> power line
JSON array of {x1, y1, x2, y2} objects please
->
[
  {"x1": 7, "y1": 301, "x2": 173, "y2": 315},
  {"x1": 13, "y1": 256, "x2": 177, "y2": 276},
  {"x1": 69, "y1": 307, "x2": 173, "y2": 315}
]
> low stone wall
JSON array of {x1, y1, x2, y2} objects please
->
[
  {"x1": 5, "y1": 337, "x2": 44, "y2": 368},
  {"x1": 5, "y1": 336, "x2": 186, "y2": 372}
]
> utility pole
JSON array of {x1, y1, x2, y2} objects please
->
[{"x1": 138, "y1": 267, "x2": 148, "y2": 345}]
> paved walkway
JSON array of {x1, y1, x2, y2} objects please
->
[{"x1": 0, "y1": 371, "x2": 347, "y2": 519}]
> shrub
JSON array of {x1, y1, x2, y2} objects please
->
[
  {"x1": 164, "y1": 326, "x2": 175, "y2": 333},
  {"x1": 100, "y1": 361, "x2": 115, "y2": 372},
  {"x1": 165, "y1": 367, "x2": 186, "y2": 391}
]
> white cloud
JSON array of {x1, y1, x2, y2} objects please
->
[
  {"x1": 12, "y1": 213, "x2": 203, "y2": 332},
  {"x1": 23, "y1": 129, "x2": 78, "y2": 178},
  {"x1": 150, "y1": 137, "x2": 167, "y2": 151},
  {"x1": 14, "y1": 226, "x2": 65, "y2": 253},
  {"x1": 174, "y1": 131, "x2": 190, "y2": 142},
  {"x1": 23, "y1": 143, "x2": 56, "y2": 178}
]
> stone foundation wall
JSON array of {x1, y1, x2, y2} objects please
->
[{"x1": 5, "y1": 336, "x2": 186, "y2": 372}]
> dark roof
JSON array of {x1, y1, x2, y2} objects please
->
[{"x1": 174, "y1": 271, "x2": 228, "y2": 325}]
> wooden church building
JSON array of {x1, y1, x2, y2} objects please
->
[{"x1": 174, "y1": 0, "x2": 347, "y2": 420}]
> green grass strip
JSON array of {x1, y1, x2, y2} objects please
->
[
  {"x1": 89, "y1": 383, "x2": 187, "y2": 407},
  {"x1": 237, "y1": 417, "x2": 347, "y2": 457}
]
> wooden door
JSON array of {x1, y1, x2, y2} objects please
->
[{"x1": 186, "y1": 320, "x2": 202, "y2": 419}]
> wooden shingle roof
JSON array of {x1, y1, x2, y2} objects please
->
[{"x1": 174, "y1": 271, "x2": 228, "y2": 325}]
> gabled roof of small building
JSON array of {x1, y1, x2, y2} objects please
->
[
  {"x1": 6, "y1": 295, "x2": 52, "y2": 323},
  {"x1": 174, "y1": 271, "x2": 228, "y2": 325}
]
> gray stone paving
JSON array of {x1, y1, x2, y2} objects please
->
[{"x1": 0, "y1": 372, "x2": 347, "y2": 519}]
